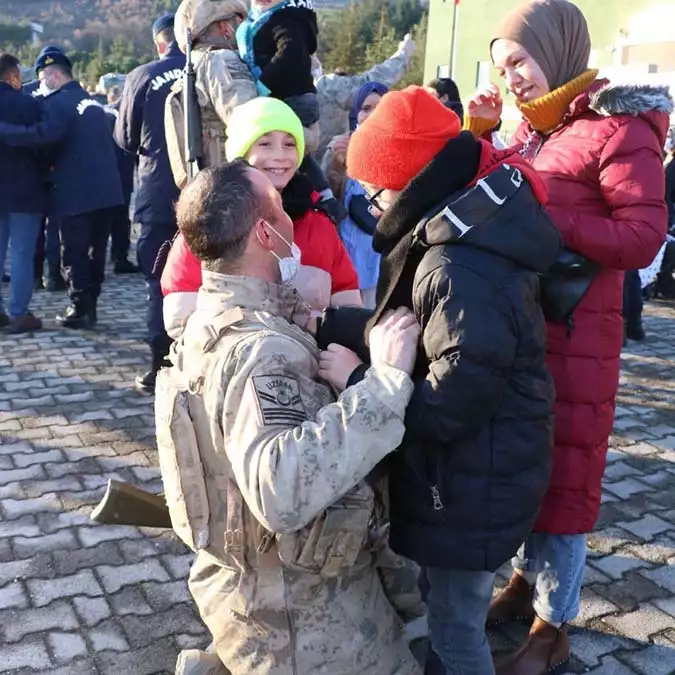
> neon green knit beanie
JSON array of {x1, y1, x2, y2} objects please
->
[{"x1": 225, "y1": 98, "x2": 305, "y2": 165}]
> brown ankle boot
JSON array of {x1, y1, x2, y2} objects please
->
[
  {"x1": 495, "y1": 617, "x2": 570, "y2": 675},
  {"x1": 487, "y1": 572, "x2": 535, "y2": 627}
]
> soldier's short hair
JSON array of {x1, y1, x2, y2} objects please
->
[
  {"x1": 0, "y1": 53, "x2": 20, "y2": 82},
  {"x1": 177, "y1": 160, "x2": 262, "y2": 269}
]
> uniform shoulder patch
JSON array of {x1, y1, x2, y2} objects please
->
[{"x1": 252, "y1": 375, "x2": 307, "y2": 426}]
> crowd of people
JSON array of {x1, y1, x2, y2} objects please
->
[{"x1": 1, "y1": 0, "x2": 674, "y2": 674}]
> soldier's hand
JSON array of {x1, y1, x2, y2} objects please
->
[
  {"x1": 318, "y1": 344, "x2": 363, "y2": 392},
  {"x1": 369, "y1": 307, "x2": 420, "y2": 375}
]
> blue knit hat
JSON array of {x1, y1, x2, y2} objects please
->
[
  {"x1": 349, "y1": 81, "x2": 389, "y2": 131},
  {"x1": 34, "y1": 45, "x2": 72, "y2": 75},
  {"x1": 152, "y1": 13, "x2": 175, "y2": 39}
]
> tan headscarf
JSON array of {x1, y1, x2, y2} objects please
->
[{"x1": 491, "y1": 0, "x2": 591, "y2": 91}]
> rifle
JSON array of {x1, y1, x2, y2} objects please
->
[
  {"x1": 90, "y1": 479, "x2": 172, "y2": 529},
  {"x1": 183, "y1": 27, "x2": 203, "y2": 182}
]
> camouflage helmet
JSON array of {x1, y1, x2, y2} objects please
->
[{"x1": 175, "y1": 0, "x2": 248, "y2": 52}]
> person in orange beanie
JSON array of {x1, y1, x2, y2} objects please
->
[{"x1": 314, "y1": 86, "x2": 561, "y2": 674}]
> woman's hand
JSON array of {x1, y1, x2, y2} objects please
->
[
  {"x1": 318, "y1": 344, "x2": 364, "y2": 391},
  {"x1": 331, "y1": 132, "x2": 351, "y2": 168},
  {"x1": 467, "y1": 84, "x2": 504, "y2": 123}
]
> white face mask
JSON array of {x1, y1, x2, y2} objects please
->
[{"x1": 265, "y1": 222, "x2": 302, "y2": 284}]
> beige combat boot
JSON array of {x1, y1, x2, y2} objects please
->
[{"x1": 175, "y1": 649, "x2": 230, "y2": 675}]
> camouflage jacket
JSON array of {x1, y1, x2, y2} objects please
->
[
  {"x1": 163, "y1": 273, "x2": 421, "y2": 675},
  {"x1": 192, "y1": 46, "x2": 257, "y2": 169},
  {"x1": 315, "y1": 51, "x2": 409, "y2": 161}
]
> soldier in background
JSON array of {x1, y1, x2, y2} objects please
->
[
  {"x1": 115, "y1": 13, "x2": 185, "y2": 392},
  {"x1": 157, "y1": 160, "x2": 422, "y2": 675},
  {"x1": 313, "y1": 34, "x2": 415, "y2": 162},
  {"x1": 165, "y1": 0, "x2": 257, "y2": 188}
]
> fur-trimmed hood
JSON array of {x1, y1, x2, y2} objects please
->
[
  {"x1": 565, "y1": 79, "x2": 673, "y2": 146},
  {"x1": 589, "y1": 83, "x2": 673, "y2": 117}
]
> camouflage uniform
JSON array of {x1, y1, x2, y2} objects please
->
[
  {"x1": 168, "y1": 0, "x2": 257, "y2": 181},
  {"x1": 156, "y1": 272, "x2": 422, "y2": 675},
  {"x1": 190, "y1": 48, "x2": 256, "y2": 169},
  {"x1": 315, "y1": 52, "x2": 410, "y2": 161}
]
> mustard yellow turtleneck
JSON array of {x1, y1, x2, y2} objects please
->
[{"x1": 464, "y1": 69, "x2": 600, "y2": 138}]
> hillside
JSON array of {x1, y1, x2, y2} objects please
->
[{"x1": 0, "y1": 0, "x2": 353, "y2": 44}]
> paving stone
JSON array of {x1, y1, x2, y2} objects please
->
[
  {"x1": 174, "y1": 633, "x2": 210, "y2": 650},
  {"x1": 48, "y1": 632, "x2": 88, "y2": 663},
  {"x1": 95, "y1": 636, "x2": 178, "y2": 675},
  {"x1": 572, "y1": 588, "x2": 620, "y2": 625},
  {"x1": 97, "y1": 559, "x2": 170, "y2": 593},
  {"x1": 603, "y1": 461, "x2": 643, "y2": 482},
  {"x1": 0, "y1": 464, "x2": 44, "y2": 486},
  {"x1": 618, "y1": 515, "x2": 674, "y2": 541},
  {"x1": 0, "y1": 581, "x2": 28, "y2": 610},
  {"x1": 89, "y1": 619, "x2": 131, "y2": 652},
  {"x1": 585, "y1": 655, "x2": 639, "y2": 674},
  {"x1": 588, "y1": 528, "x2": 642, "y2": 555},
  {"x1": 2, "y1": 601, "x2": 80, "y2": 641},
  {"x1": 626, "y1": 536, "x2": 675, "y2": 564},
  {"x1": 142, "y1": 580, "x2": 192, "y2": 612},
  {"x1": 28, "y1": 569, "x2": 104, "y2": 607},
  {"x1": 641, "y1": 566, "x2": 675, "y2": 593},
  {"x1": 621, "y1": 645, "x2": 675, "y2": 675},
  {"x1": 590, "y1": 554, "x2": 650, "y2": 580},
  {"x1": 0, "y1": 554, "x2": 53, "y2": 586},
  {"x1": 161, "y1": 553, "x2": 194, "y2": 579},
  {"x1": 121, "y1": 604, "x2": 205, "y2": 649},
  {"x1": 52, "y1": 541, "x2": 124, "y2": 576},
  {"x1": 73, "y1": 595, "x2": 112, "y2": 627},
  {"x1": 569, "y1": 629, "x2": 635, "y2": 668},
  {"x1": 108, "y1": 586, "x2": 155, "y2": 616},
  {"x1": 0, "y1": 636, "x2": 52, "y2": 671},
  {"x1": 592, "y1": 572, "x2": 670, "y2": 613},
  {"x1": 604, "y1": 482, "x2": 655, "y2": 503},
  {"x1": 1, "y1": 493, "x2": 60, "y2": 518},
  {"x1": 13, "y1": 529, "x2": 77, "y2": 558},
  {"x1": 0, "y1": 515, "x2": 40, "y2": 539},
  {"x1": 604, "y1": 604, "x2": 675, "y2": 642},
  {"x1": 78, "y1": 524, "x2": 142, "y2": 548},
  {"x1": 29, "y1": 657, "x2": 99, "y2": 675}
]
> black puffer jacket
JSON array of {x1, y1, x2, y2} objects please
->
[
  {"x1": 255, "y1": 2, "x2": 318, "y2": 98},
  {"x1": 319, "y1": 136, "x2": 560, "y2": 571}
]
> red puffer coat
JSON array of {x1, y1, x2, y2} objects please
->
[{"x1": 512, "y1": 81, "x2": 671, "y2": 534}]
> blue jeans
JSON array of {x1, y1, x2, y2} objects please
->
[
  {"x1": 512, "y1": 533, "x2": 587, "y2": 625},
  {"x1": 422, "y1": 567, "x2": 496, "y2": 675},
  {"x1": 0, "y1": 213, "x2": 42, "y2": 318}
]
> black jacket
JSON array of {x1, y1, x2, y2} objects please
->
[
  {"x1": 318, "y1": 137, "x2": 560, "y2": 571},
  {"x1": 666, "y1": 156, "x2": 675, "y2": 228},
  {"x1": 114, "y1": 41, "x2": 185, "y2": 225},
  {"x1": 0, "y1": 82, "x2": 46, "y2": 216},
  {"x1": 0, "y1": 81, "x2": 123, "y2": 218},
  {"x1": 255, "y1": 3, "x2": 318, "y2": 98}
]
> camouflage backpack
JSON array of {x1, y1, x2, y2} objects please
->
[{"x1": 164, "y1": 77, "x2": 189, "y2": 190}]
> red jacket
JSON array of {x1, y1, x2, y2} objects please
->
[
  {"x1": 512, "y1": 81, "x2": 670, "y2": 534},
  {"x1": 161, "y1": 193, "x2": 359, "y2": 338}
]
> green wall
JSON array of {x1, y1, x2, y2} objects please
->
[{"x1": 424, "y1": 0, "x2": 665, "y2": 105}]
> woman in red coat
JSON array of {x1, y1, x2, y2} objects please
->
[{"x1": 466, "y1": 1, "x2": 671, "y2": 673}]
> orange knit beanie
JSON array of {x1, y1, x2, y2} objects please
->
[{"x1": 347, "y1": 85, "x2": 462, "y2": 191}]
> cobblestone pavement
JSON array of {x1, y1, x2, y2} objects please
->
[{"x1": 0, "y1": 269, "x2": 674, "y2": 674}]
